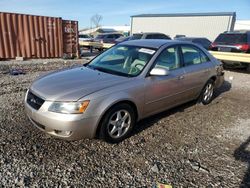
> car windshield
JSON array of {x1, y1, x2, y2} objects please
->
[
  {"x1": 87, "y1": 45, "x2": 156, "y2": 77},
  {"x1": 215, "y1": 34, "x2": 247, "y2": 44}
]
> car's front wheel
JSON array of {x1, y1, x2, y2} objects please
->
[
  {"x1": 99, "y1": 103, "x2": 136, "y2": 143},
  {"x1": 199, "y1": 79, "x2": 215, "y2": 105}
]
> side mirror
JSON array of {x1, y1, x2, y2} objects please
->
[{"x1": 150, "y1": 67, "x2": 169, "y2": 76}]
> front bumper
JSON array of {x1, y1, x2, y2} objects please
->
[{"x1": 24, "y1": 99, "x2": 100, "y2": 140}]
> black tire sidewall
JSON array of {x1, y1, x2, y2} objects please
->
[
  {"x1": 199, "y1": 79, "x2": 215, "y2": 105},
  {"x1": 100, "y1": 103, "x2": 136, "y2": 143}
]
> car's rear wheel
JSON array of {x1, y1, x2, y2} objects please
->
[
  {"x1": 199, "y1": 79, "x2": 215, "y2": 105},
  {"x1": 99, "y1": 103, "x2": 136, "y2": 143},
  {"x1": 246, "y1": 64, "x2": 250, "y2": 73}
]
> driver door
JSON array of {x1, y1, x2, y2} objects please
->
[{"x1": 144, "y1": 46, "x2": 186, "y2": 116}]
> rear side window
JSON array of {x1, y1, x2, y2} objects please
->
[
  {"x1": 131, "y1": 34, "x2": 143, "y2": 40},
  {"x1": 114, "y1": 34, "x2": 122, "y2": 38},
  {"x1": 154, "y1": 46, "x2": 181, "y2": 70},
  {"x1": 157, "y1": 34, "x2": 171, "y2": 39},
  {"x1": 145, "y1": 34, "x2": 153, "y2": 39},
  {"x1": 193, "y1": 39, "x2": 211, "y2": 49},
  {"x1": 181, "y1": 46, "x2": 210, "y2": 66},
  {"x1": 107, "y1": 35, "x2": 115, "y2": 39},
  {"x1": 215, "y1": 34, "x2": 247, "y2": 44}
]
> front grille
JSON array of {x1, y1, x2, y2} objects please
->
[{"x1": 27, "y1": 91, "x2": 45, "y2": 110}]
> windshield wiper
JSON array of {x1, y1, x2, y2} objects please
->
[{"x1": 86, "y1": 64, "x2": 133, "y2": 77}]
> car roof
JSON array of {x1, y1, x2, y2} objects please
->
[
  {"x1": 120, "y1": 39, "x2": 184, "y2": 49},
  {"x1": 98, "y1": 33, "x2": 122, "y2": 35},
  {"x1": 222, "y1": 31, "x2": 250, "y2": 34},
  {"x1": 133, "y1": 32, "x2": 166, "y2": 35},
  {"x1": 177, "y1": 37, "x2": 208, "y2": 40}
]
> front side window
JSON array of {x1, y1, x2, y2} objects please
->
[
  {"x1": 154, "y1": 46, "x2": 181, "y2": 70},
  {"x1": 181, "y1": 46, "x2": 210, "y2": 66},
  {"x1": 87, "y1": 45, "x2": 156, "y2": 77}
]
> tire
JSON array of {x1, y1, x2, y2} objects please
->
[
  {"x1": 246, "y1": 64, "x2": 250, "y2": 73},
  {"x1": 198, "y1": 79, "x2": 215, "y2": 105},
  {"x1": 99, "y1": 103, "x2": 136, "y2": 143}
]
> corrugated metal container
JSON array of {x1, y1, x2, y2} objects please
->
[
  {"x1": 131, "y1": 12, "x2": 236, "y2": 41},
  {"x1": 62, "y1": 20, "x2": 79, "y2": 58},
  {"x1": 0, "y1": 12, "x2": 79, "y2": 60}
]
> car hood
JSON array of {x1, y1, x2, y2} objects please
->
[{"x1": 30, "y1": 67, "x2": 129, "y2": 101}]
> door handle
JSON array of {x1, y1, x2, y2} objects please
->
[
  {"x1": 203, "y1": 69, "x2": 210, "y2": 73},
  {"x1": 178, "y1": 75, "x2": 185, "y2": 80}
]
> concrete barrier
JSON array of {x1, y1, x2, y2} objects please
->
[{"x1": 209, "y1": 51, "x2": 250, "y2": 64}]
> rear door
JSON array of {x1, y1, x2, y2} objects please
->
[
  {"x1": 144, "y1": 45, "x2": 186, "y2": 116},
  {"x1": 180, "y1": 45, "x2": 213, "y2": 101}
]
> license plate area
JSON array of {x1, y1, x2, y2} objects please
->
[{"x1": 218, "y1": 47, "x2": 231, "y2": 52}]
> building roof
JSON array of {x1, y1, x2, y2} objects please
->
[
  {"x1": 131, "y1": 12, "x2": 236, "y2": 18},
  {"x1": 79, "y1": 26, "x2": 130, "y2": 35}
]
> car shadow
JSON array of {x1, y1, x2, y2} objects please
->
[
  {"x1": 214, "y1": 80, "x2": 232, "y2": 98},
  {"x1": 131, "y1": 80, "x2": 232, "y2": 137},
  {"x1": 234, "y1": 136, "x2": 250, "y2": 187},
  {"x1": 224, "y1": 67, "x2": 250, "y2": 75}
]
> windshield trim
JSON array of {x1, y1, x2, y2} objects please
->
[{"x1": 86, "y1": 64, "x2": 134, "y2": 77}]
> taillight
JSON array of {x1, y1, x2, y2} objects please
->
[
  {"x1": 209, "y1": 42, "x2": 217, "y2": 49},
  {"x1": 235, "y1": 44, "x2": 250, "y2": 51}
]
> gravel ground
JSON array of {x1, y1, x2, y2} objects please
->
[{"x1": 0, "y1": 59, "x2": 250, "y2": 187}]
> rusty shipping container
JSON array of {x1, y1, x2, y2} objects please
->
[{"x1": 0, "y1": 12, "x2": 79, "y2": 59}]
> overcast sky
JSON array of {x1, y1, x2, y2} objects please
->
[{"x1": 0, "y1": 0, "x2": 250, "y2": 29}]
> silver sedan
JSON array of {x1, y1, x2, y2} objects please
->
[{"x1": 24, "y1": 40, "x2": 224, "y2": 143}]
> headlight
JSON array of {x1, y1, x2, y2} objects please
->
[{"x1": 48, "y1": 101, "x2": 90, "y2": 114}]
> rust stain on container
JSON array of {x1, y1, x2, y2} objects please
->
[{"x1": 0, "y1": 12, "x2": 79, "y2": 59}]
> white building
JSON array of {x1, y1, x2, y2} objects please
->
[
  {"x1": 234, "y1": 20, "x2": 250, "y2": 31},
  {"x1": 79, "y1": 26, "x2": 130, "y2": 36},
  {"x1": 131, "y1": 12, "x2": 236, "y2": 40}
]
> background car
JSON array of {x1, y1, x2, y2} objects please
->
[
  {"x1": 130, "y1": 32, "x2": 171, "y2": 40},
  {"x1": 114, "y1": 32, "x2": 171, "y2": 44},
  {"x1": 114, "y1": 36, "x2": 132, "y2": 44},
  {"x1": 209, "y1": 31, "x2": 250, "y2": 70},
  {"x1": 94, "y1": 33, "x2": 123, "y2": 44},
  {"x1": 25, "y1": 40, "x2": 224, "y2": 143},
  {"x1": 176, "y1": 37, "x2": 212, "y2": 50},
  {"x1": 93, "y1": 33, "x2": 123, "y2": 51},
  {"x1": 174, "y1": 34, "x2": 186, "y2": 39},
  {"x1": 79, "y1": 34, "x2": 93, "y2": 42}
]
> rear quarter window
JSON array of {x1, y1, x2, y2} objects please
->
[{"x1": 181, "y1": 45, "x2": 210, "y2": 66}]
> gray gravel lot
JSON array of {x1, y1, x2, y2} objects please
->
[{"x1": 0, "y1": 59, "x2": 250, "y2": 187}]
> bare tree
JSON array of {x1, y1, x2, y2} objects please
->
[{"x1": 91, "y1": 14, "x2": 103, "y2": 28}]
